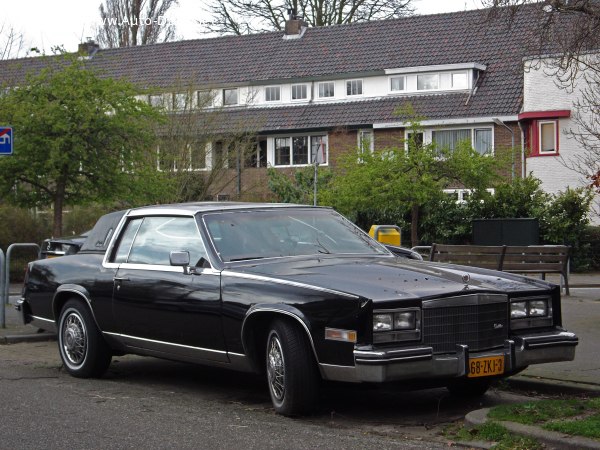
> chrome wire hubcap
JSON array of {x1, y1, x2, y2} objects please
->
[
  {"x1": 62, "y1": 312, "x2": 87, "y2": 366},
  {"x1": 267, "y1": 335, "x2": 285, "y2": 401}
]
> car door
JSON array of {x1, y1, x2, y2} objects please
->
[{"x1": 110, "y1": 215, "x2": 227, "y2": 363}]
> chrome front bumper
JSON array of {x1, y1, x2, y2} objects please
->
[{"x1": 320, "y1": 328, "x2": 578, "y2": 383}]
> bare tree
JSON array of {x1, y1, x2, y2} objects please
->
[
  {"x1": 0, "y1": 22, "x2": 26, "y2": 60},
  {"x1": 199, "y1": 0, "x2": 414, "y2": 35},
  {"x1": 96, "y1": 0, "x2": 178, "y2": 48}
]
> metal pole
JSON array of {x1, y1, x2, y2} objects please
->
[
  {"x1": 0, "y1": 249, "x2": 5, "y2": 328},
  {"x1": 313, "y1": 160, "x2": 318, "y2": 206},
  {"x1": 4, "y1": 243, "x2": 40, "y2": 308}
]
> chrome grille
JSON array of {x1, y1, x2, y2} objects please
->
[{"x1": 422, "y1": 295, "x2": 508, "y2": 354}]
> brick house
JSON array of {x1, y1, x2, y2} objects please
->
[{"x1": 1, "y1": 7, "x2": 591, "y2": 208}]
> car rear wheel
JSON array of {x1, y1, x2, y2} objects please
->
[
  {"x1": 446, "y1": 377, "x2": 491, "y2": 397},
  {"x1": 266, "y1": 319, "x2": 319, "y2": 416},
  {"x1": 58, "y1": 299, "x2": 112, "y2": 378}
]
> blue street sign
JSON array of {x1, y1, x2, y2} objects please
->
[{"x1": 0, "y1": 127, "x2": 13, "y2": 155}]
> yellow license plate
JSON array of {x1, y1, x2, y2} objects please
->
[{"x1": 468, "y1": 356, "x2": 504, "y2": 378}]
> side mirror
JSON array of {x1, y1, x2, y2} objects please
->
[{"x1": 170, "y1": 251, "x2": 190, "y2": 267}]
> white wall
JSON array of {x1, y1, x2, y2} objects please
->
[{"x1": 523, "y1": 58, "x2": 600, "y2": 223}]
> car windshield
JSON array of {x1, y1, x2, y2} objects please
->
[{"x1": 202, "y1": 208, "x2": 389, "y2": 262}]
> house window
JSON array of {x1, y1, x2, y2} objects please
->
[
  {"x1": 539, "y1": 121, "x2": 557, "y2": 154},
  {"x1": 223, "y1": 88, "x2": 238, "y2": 106},
  {"x1": 190, "y1": 142, "x2": 207, "y2": 170},
  {"x1": 275, "y1": 138, "x2": 291, "y2": 165},
  {"x1": 432, "y1": 128, "x2": 493, "y2": 154},
  {"x1": 265, "y1": 86, "x2": 281, "y2": 102},
  {"x1": 249, "y1": 139, "x2": 268, "y2": 167},
  {"x1": 346, "y1": 79, "x2": 363, "y2": 96},
  {"x1": 432, "y1": 129, "x2": 471, "y2": 150},
  {"x1": 358, "y1": 130, "x2": 374, "y2": 154},
  {"x1": 197, "y1": 90, "x2": 215, "y2": 107},
  {"x1": 474, "y1": 128, "x2": 492, "y2": 155},
  {"x1": 149, "y1": 94, "x2": 167, "y2": 108},
  {"x1": 390, "y1": 76, "x2": 405, "y2": 92},
  {"x1": 318, "y1": 82, "x2": 335, "y2": 98},
  {"x1": 311, "y1": 136, "x2": 327, "y2": 164},
  {"x1": 405, "y1": 131, "x2": 424, "y2": 151},
  {"x1": 291, "y1": 84, "x2": 308, "y2": 100},
  {"x1": 274, "y1": 135, "x2": 328, "y2": 166},
  {"x1": 452, "y1": 72, "x2": 468, "y2": 89},
  {"x1": 292, "y1": 136, "x2": 309, "y2": 165},
  {"x1": 417, "y1": 74, "x2": 439, "y2": 90},
  {"x1": 172, "y1": 92, "x2": 191, "y2": 110}
]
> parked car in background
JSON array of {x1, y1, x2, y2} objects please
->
[
  {"x1": 17, "y1": 203, "x2": 578, "y2": 416},
  {"x1": 40, "y1": 233, "x2": 89, "y2": 259}
]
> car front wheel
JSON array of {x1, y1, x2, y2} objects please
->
[
  {"x1": 58, "y1": 299, "x2": 112, "y2": 378},
  {"x1": 266, "y1": 319, "x2": 319, "y2": 416}
]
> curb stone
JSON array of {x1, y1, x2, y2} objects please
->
[
  {"x1": 465, "y1": 407, "x2": 600, "y2": 450},
  {"x1": 0, "y1": 332, "x2": 56, "y2": 345}
]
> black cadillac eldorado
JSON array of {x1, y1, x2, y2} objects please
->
[{"x1": 17, "y1": 203, "x2": 578, "y2": 415}]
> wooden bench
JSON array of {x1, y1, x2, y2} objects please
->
[{"x1": 429, "y1": 243, "x2": 570, "y2": 295}]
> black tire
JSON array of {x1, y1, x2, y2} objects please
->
[
  {"x1": 265, "y1": 319, "x2": 319, "y2": 416},
  {"x1": 58, "y1": 299, "x2": 112, "y2": 378},
  {"x1": 446, "y1": 377, "x2": 491, "y2": 398}
]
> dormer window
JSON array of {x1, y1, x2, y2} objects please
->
[
  {"x1": 265, "y1": 86, "x2": 281, "y2": 102},
  {"x1": 390, "y1": 76, "x2": 405, "y2": 92},
  {"x1": 318, "y1": 81, "x2": 335, "y2": 98},
  {"x1": 223, "y1": 88, "x2": 238, "y2": 106},
  {"x1": 346, "y1": 79, "x2": 363, "y2": 96},
  {"x1": 417, "y1": 74, "x2": 439, "y2": 91},
  {"x1": 291, "y1": 84, "x2": 308, "y2": 101},
  {"x1": 452, "y1": 72, "x2": 468, "y2": 89}
]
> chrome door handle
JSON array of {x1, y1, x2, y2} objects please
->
[{"x1": 113, "y1": 277, "x2": 130, "y2": 282}]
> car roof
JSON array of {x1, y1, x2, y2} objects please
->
[{"x1": 127, "y1": 202, "x2": 319, "y2": 216}]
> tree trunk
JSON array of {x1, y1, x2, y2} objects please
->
[
  {"x1": 410, "y1": 203, "x2": 419, "y2": 248},
  {"x1": 53, "y1": 184, "x2": 65, "y2": 237}
]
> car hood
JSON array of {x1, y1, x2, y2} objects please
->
[{"x1": 226, "y1": 256, "x2": 553, "y2": 302}]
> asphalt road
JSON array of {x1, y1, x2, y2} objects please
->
[{"x1": 0, "y1": 340, "x2": 538, "y2": 450}]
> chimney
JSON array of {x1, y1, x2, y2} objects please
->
[
  {"x1": 284, "y1": 9, "x2": 308, "y2": 38},
  {"x1": 78, "y1": 38, "x2": 100, "y2": 58}
]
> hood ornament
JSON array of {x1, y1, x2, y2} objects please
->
[{"x1": 462, "y1": 273, "x2": 471, "y2": 290}]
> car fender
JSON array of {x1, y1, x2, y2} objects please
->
[
  {"x1": 52, "y1": 284, "x2": 101, "y2": 330},
  {"x1": 241, "y1": 304, "x2": 319, "y2": 370}
]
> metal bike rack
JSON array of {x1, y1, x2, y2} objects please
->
[{"x1": 1, "y1": 243, "x2": 40, "y2": 328}]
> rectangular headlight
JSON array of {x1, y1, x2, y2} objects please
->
[
  {"x1": 528, "y1": 299, "x2": 548, "y2": 317},
  {"x1": 373, "y1": 313, "x2": 393, "y2": 332},
  {"x1": 510, "y1": 301, "x2": 528, "y2": 319},
  {"x1": 394, "y1": 311, "x2": 416, "y2": 330}
]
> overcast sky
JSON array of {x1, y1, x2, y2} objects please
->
[{"x1": 6, "y1": 0, "x2": 481, "y2": 55}]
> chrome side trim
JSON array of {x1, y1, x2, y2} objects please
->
[
  {"x1": 104, "y1": 331, "x2": 227, "y2": 354},
  {"x1": 31, "y1": 315, "x2": 55, "y2": 324},
  {"x1": 223, "y1": 271, "x2": 359, "y2": 299}
]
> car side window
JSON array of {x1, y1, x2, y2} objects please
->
[
  {"x1": 112, "y1": 218, "x2": 143, "y2": 263},
  {"x1": 126, "y1": 216, "x2": 208, "y2": 266}
]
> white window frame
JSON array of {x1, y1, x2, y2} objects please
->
[
  {"x1": 358, "y1": 129, "x2": 374, "y2": 154},
  {"x1": 430, "y1": 126, "x2": 494, "y2": 155},
  {"x1": 346, "y1": 79, "x2": 363, "y2": 97},
  {"x1": 443, "y1": 188, "x2": 495, "y2": 204},
  {"x1": 317, "y1": 81, "x2": 335, "y2": 99},
  {"x1": 451, "y1": 72, "x2": 469, "y2": 89},
  {"x1": 417, "y1": 73, "x2": 440, "y2": 91},
  {"x1": 291, "y1": 84, "x2": 309, "y2": 101},
  {"x1": 223, "y1": 88, "x2": 238, "y2": 106},
  {"x1": 270, "y1": 134, "x2": 329, "y2": 167},
  {"x1": 197, "y1": 90, "x2": 215, "y2": 108},
  {"x1": 265, "y1": 86, "x2": 281, "y2": 103},
  {"x1": 404, "y1": 131, "x2": 424, "y2": 152},
  {"x1": 389, "y1": 75, "x2": 406, "y2": 93},
  {"x1": 538, "y1": 120, "x2": 558, "y2": 154}
]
